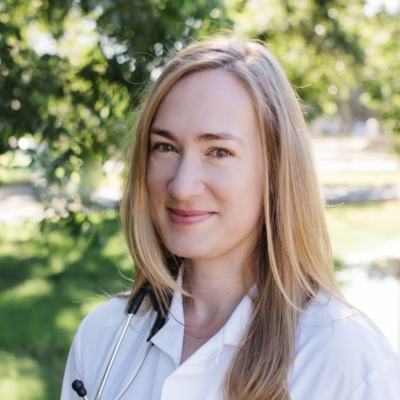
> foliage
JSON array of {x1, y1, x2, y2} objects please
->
[
  {"x1": 358, "y1": 11, "x2": 400, "y2": 143},
  {"x1": 1, "y1": 0, "x2": 400, "y2": 229},
  {"x1": 228, "y1": 0, "x2": 366, "y2": 116},
  {"x1": 2, "y1": 2, "x2": 400, "y2": 397},
  {"x1": 227, "y1": 0, "x2": 400, "y2": 129},
  {"x1": 0, "y1": 0, "x2": 227, "y2": 232}
]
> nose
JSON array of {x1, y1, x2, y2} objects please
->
[{"x1": 167, "y1": 155, "x2": 206, "y2": 201}]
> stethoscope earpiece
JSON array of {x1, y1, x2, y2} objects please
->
[{"x1": 72, "y1": 380, "x2": 89, "y2": 399}]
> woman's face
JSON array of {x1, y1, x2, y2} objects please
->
[{"x1": 146, "y1": 69, "x2": 265, "y2": 266}]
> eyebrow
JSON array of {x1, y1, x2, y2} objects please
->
[{"x1": 149, "y1": 127, "x2": 244, "y2": 144}]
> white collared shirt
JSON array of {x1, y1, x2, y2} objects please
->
[{"x1": 61, "y1": 289, "x2": 400, "y2": 400}]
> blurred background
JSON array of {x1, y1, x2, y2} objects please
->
[{"x1": 1, "y1": 0, "x2": 399, "y2": 398}]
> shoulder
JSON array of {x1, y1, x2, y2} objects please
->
[
  {"x1": 297, "y1": 292, "x2": 396, "y2": 362},
  {"x1": 290, "y1": 292, "x2": 400, "y2": 400},
  {"x1": 62, "y1": 296, "x2": 132, "y2": 398},
  {"x1": 79, "y1": 296, "x2": 128, "y2": 333},
  {"x1": 76, "y1": 294, "x2": 153, "y2": 343},
  {"x1": 64, "y1": 295, "x2": 152, "y2": 383},
  {"x1": 72, "y1": 296, "x2": 130, "y2": 357}
]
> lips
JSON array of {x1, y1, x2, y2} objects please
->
[{"x1": 167, "y1": 208, "x2": 215, "y2": 226}]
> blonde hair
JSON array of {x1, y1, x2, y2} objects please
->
[{"x1": 120, "y1": 37, "x2": 342, "y2": 400}]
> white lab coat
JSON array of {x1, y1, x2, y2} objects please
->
[{"x1": 61, "y1": 287, "x2": 400, "y2": 400}]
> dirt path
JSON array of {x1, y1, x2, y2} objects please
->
[
  {"x1": 0, "y1": 183, "x2": 43, "y2": 226},
  {"x1": 1, "y1": 136, "x2": 399, "y2": 225},
  {"x1": 311, "y1": 135, "x2": 400, "y2": 172}
]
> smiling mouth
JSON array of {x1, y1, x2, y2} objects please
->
[{"x1": 167, "y1": 208, "x2": 215, "y2": 226}]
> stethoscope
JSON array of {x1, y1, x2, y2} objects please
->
[{"x1": 71, "y1": 287, "x2": 170, "y2": 400}]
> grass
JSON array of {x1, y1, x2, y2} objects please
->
[
  {"x1": 0, "y1": 210, "x2": 133, "y2": 400},
  {"x1": 325, "y1": 200, "x2": 400, "y2": 258},
  {"x1": 1, "y1": 201, "x2": 399, "y2": 399}
]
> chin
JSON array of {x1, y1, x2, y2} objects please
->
[
  {"x1": 162, "y1": 238, "x2": 206, "y2": 261},
  {"x1": 167, "y1": 247, "x2": 203, "y2": 260}
]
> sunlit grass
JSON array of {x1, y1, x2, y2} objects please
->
[
  {"x1": 325, "y1": 200, "x2": 400, "y2": 258},
  {"x1": 0, "y1": 214, "x2": 132, "y2": 400},
  {"x1": 0, "y1": 352, "x2": 45, "y2": 400}
]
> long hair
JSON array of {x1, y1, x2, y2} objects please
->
[{"x1": 120, "y1": 37, "x2": 342, "y2": 400}]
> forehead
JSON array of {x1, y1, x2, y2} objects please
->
[{"x1": 152, "y1": 69, "x2": 259, "y2": 138}]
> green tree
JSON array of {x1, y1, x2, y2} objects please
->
[
  {"x1": 2, "y1": 0, "x2": 399, "y2": 233},
  {"x1": 227, "y1": 0, "x2": 367, "y2": 117},
  {"x1": 227, "y1": 0, "x2": 400, "y2": 141},
  {"x1": 359, "y1": 10, "x2": 400, "y2": 146},
  {"x1": 0, "y1": 0, "x2": 227, "y2": 233}
]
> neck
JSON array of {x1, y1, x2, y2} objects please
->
[
  {"x1": 180, "y1": 256, "x2": 252, "y2": 364},
  {"x1": 182, "y1": 257, "x2": 249, "y2": 324}
]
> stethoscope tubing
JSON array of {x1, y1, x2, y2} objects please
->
[
  {"x1": 112, "y1": 340, "x2": 153, "y2": 400},
  {"x1": 95, "y1": 313, "x2": 134, "y2": 400},
  {"x1": 73, "y1": 288, "x2": 168, "y2": 400}
]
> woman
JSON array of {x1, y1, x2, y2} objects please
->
[{"x1": 62, "y1": 37, "x2": 400, "y2": 400}]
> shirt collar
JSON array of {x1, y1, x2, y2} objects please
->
[
  {"x1": 151, "y1": 268, "x2": 253, "y2": 368},
  {"x1": 150, "y1": 272, "x2": 185, "y2": 367},
  {"x1": 221, "y1": 294, "x2": 252, "y2": 347}
]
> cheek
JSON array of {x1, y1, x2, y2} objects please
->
[
  {"x1": 227, "y1": 157, "x2": 264, "y2": 197},
  {"x1": 146, "y1": 168, "x2": 164, "y2": 231},
  {"x1": 211, "y1": 168, "x2": 263, "y2": 222},
  {"x1": 146, "y1": 161, "x2": 169, "y2": 200},
  {"x1": 230, "y1": 162, "x2": 264, "y2": 218}
]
